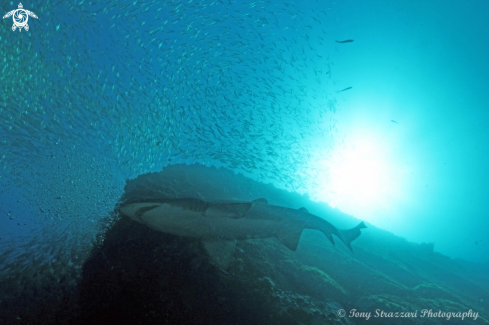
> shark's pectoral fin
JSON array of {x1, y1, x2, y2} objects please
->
[
  {"x1": 252, "y1": 198, "x2": 268, "y2": 204},
  {"x1": 202, "y1": 238, "x2": 236, "y2": 270},
  {"x1": 298, "y1": 207, "x2": 308, "y2": 213},
  {"x1": 275, "y1": 227, "x2": 304, "y2": 251},
  {"x1": 205, "y1": 202, "x2": 252, "y2": 219}
]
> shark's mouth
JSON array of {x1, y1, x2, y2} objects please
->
[{"x1": 135, "y1": 205, "x2": 160, "y2": 222}]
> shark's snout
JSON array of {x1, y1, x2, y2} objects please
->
[
  {"x1": 120, "y1": 202, "x2": 162, "y2": 221},
  {"x1": 120, "y1": 204, "x2": 136, "y2": 218}
]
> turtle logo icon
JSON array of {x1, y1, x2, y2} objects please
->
[{"x1": 3, "y1": 3, "x2": 38, "y2": 32}]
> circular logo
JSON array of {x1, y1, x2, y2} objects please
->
[
  {"x1": 13, "y1": 9, "x2": 28, "y2": 28},
  {"x1": 337, "y1": 309, "x2": 346, "y2": 317}
]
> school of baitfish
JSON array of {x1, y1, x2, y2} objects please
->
[{"x1": 0, "y1": 0, "x2": 352, "y2": 316}]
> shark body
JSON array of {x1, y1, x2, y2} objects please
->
[{"x1": 120, "y1": 198, "x2": 366, "y2": 268}]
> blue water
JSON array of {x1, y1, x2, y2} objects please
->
[
  {"x1": 1, "y1": 0, "x2": 489, "y2": 322},
  {"x1": 1, "y1": 0, "x2": 346, "y2": 257}
]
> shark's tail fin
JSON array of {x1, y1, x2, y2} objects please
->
[{"x1": 338, "y1": 221, "x2": 367, "y2": 252}]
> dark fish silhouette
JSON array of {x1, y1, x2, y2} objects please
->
[
  {"x1": 391, "y1": 120, "x2": 399, "y2": 124},
  {"x1": 337, "y1": 87, "x2": 352, "y2": 93},
  {"x1": 336, "y1": 40, "x2": 354, "y2": 43}
]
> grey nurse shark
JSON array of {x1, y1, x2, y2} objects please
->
[{"x1": 120, "y1": 198, "x2": 366, "y2": 269}]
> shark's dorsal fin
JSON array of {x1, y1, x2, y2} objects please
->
[
  {"x1": 205, "y1": 202, "x2": 252, "y2": 219},
  {"x1": 275, "y1": 227, "x2": 304, "y2": 251},
  {"x1": 298, "y1": 207, "x2": 308, "y2": 213},
  {"x1": 202, "y1": 238, "x2": 236, "y2": 270},
  {"x1": 252, "y1": 198, "x2": 268, "y2": 204}
]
